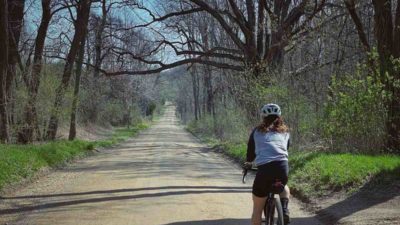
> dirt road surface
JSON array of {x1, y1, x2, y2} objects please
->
[{"x1": 0, "y1": 105, "x2": 321, "y2": 225}]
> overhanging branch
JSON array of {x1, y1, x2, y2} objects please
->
[{"x1": 104, "y1": 58, "x2": 243, "y2": 76}]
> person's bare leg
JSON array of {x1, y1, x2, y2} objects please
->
[
  {"x1": 252, "y1": 194, "x2": 267, "y2": 225},
  {"x1": 279, "y1": 185, "x2": 290, "y2": 199},
  {"x1": 279, "y1": 186, "x2": 291, "y2": 224}
]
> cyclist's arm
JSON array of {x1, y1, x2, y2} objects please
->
[{"x1": 246, "y1": 129, "x2": 256, "y2": 162}]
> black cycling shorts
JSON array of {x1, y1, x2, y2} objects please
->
[{"x1": 252, "y1": 160, "x2": 289, "y2": 197}]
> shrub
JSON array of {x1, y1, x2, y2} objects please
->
[{"x1": 322, "y1": 66, "x2": 387, "y2": 153}]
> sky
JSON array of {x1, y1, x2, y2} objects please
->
[{"x1": 22, "y1": 0, "x2": 185, "y2": 69}]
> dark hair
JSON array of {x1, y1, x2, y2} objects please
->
[{"x1": 256, "y1": 115, "x2": 288, "y2": 133}]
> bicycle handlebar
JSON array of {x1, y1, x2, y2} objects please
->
[{"x1": 242, "y1": 168, "x2": 248, "y2": 184}]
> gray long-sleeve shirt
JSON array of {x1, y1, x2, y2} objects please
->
[{"x1": 246, "y1": 128, "x2": 290, "y2": 166}]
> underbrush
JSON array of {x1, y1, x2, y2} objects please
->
[{"x1": 0, "y1": 123, "x2": 148, "y2": 191}]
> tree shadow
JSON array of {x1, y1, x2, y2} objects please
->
[
  {"x1": 0, "y1": 187, "x2": 250, "y2": 215},
  {"x1": 316, "y1": 166, "x2": 400, "y2": 224},
  {"x1": 161, "y1": 217, "x2": 322, "y2": 225},
  {"x1": 1, "y1": 185, "x2": 250, "y2": 199}
]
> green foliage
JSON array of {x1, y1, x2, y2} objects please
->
[
  {"x1": 146, "y1": 101, "x2": 157, "y2": 116},
  {"x1": 0, "y1": 123, "x2": 148, "y2": 191},
  {"x1": 12, "y1": 63, "x2": 68, "y2": 139},
  {"x1": 187, "y1": 107, "x2": 248, "y2": 144},
  {"x1": 231, "y1": 70, "x2": 323, "y2": 149},
  {"x1": 323, "y1": 66, "x2": 387, "y2": 152}
]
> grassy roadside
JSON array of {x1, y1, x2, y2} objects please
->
[
  {"x1": 0, "y1": 123, "x2": 148, "y2": 191},
  {"x1": 187, "y1": 127, "x2": 400, "y2": 200},
  {"x1": 288, "y1": 151, "x2": 400, "y2": 199}
]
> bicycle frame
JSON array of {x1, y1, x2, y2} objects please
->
[{"x1": 242, "y1": 168, "x2": 284, "y2": 225}]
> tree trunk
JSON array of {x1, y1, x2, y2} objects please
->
[
  {"x1": 0, "y1": 0, "x2": 9, "y2": 143},
  {"x1": 93, "y1": 0, "x2": 107, "y2": 78},
  {"x1": 69, "y1": 27, "x2": 87, "y2": 140},
  {"x1": 6, "y1": 0, "x2": 24, "y2": 127},
  {"x1": 389, "y1": 0, "x2": 400, "y2": 151},
  {"x1": 387, "y1": 88, "x2": 400, "y2": 151},
  {"x1": 199, "y1": 24, "x2": 214, "y2": 116},
  {"x1": 191, "y1": 66, "x2": 199, "y2": 120},
  {"x1": 46, "y1": 0, "x2": 91, "y2": 140},
  {"x1": 372, "y1": 0, "x2": 400, "y2": 151},
  {"x1": 372, "y1": 0, "x2": 393, "y2": 79},
  {"x1": 204, "y1": 67, "x2": 213, "y2": 115},
  {"x1": 18, "y1": 0, "x2": 51, "y2": 143}
]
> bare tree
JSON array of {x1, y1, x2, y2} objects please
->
[
  {"x1": 46, "y1": 0, "x2": 92, "y2": 140},
  {"x1": 6, "y1": 0, "x2": 24, "y2": 125},
  {"x1": 18, "y1": 0, "x2": 52, "y2": 143},
  {"x1": 69, "y1": 25, "x2": 88, "y2": 140},
  {"x1": 0, "y1": 0, "x2": 9, "y2": 143}
]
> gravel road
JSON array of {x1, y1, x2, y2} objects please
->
[{"x1": 0, "y1": 105, "x2": 321, "y2": 225}]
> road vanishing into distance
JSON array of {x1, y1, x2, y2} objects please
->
[{"x1": 0, "y1": 105, "x2": 321, "y2": 225}]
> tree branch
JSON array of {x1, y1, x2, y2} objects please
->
[
  {"x1": 344, "y1": 0, "x2": 370, "y2": 52},
  {"x1": 105, "y1": 58, "x2": 243, "y2": 76}
]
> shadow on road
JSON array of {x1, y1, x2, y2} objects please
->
[
  {"x1": 0, "y1": 186, "x2": 250, "y2": 215},
  {"x1": 316, "y1": 167, "x2": 400, "y2": 224},
  {"x1": 162, "y1": 217, "x2": 322, "y2": 225},
  {"x1": 1, "y1": 185, "x2": 250, "y2": 199}
]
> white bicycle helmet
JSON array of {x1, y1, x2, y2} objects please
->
[{"x1": 261, "y1": 103, "x2": 281, "y2": 117}]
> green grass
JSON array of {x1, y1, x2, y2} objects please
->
[
  {"x1": 0, "y1": 123, "x2": 148, "y2": 191},
  {"x1": 220, "y1": 142, "x2": 247, "y2": 161},
  {"x1": 94, "y1": 123, "x2": 148, "y2": 147},
  {"x1": 187, "y1": 129, "x2": 400, "y2": 200},
  {"x1": 289, "y1": 152, "x2": 400, "y2": 198}
]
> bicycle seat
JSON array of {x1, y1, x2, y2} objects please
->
[{"x1": 271, "y1": 180, "x2": 285, "y2": 194}]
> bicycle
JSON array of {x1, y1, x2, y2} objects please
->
[{"x1": 242, "y1": 167, "x2": 285, "y2": 225}]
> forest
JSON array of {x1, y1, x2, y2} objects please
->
[
  {"x1": 2, "y1": 0, "x2": 398, "y2": 153},
  {"x1": 0, "y1": 1, "x2": 400, "y2": 224}
]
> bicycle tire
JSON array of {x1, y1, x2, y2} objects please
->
[
  {"x1": 264, "y1": 197, "x2": 275, "y2": 225},
  {"x1": 264, "y1": 196, "x2": 284, "y2": 225},
  {"x1": 274, "y1": 197, "x2": 284, "y2": 225}
]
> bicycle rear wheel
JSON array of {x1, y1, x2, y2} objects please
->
[
  {"x1": 264, "y1": 196, "x2": 284, "y2": 225},
  {"x1": 274, "y1": 197, "x2": 284, "y2": 225}
]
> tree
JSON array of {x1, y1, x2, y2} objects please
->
[
  {"x1": 69, "y1": 25, "x2": 88, "y2": 140},
  {"x1": 0, "y1": 0, "x2": 9, "y2": 143},
  {"x1": 46, "y1": 0, "x2": 92, "y2": 140},
  {"x1": 6, "y1": 0, "x2": 24, "y2": 125},
  {"x1": 345, "y1": 0, "x2": 400, "y2": 150},
  {"x1": 18, "y1": 0, "x2": 52, "y2": 143}
]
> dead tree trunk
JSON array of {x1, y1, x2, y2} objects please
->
[
  {"x1": 46, "y1": 0, "x2": 92, "y2": 140},
  {"x1": 18, "y1": 0, "x2": 51, "y2": 143},
  {"x1": 0, "y1": 0, "x2": 9, "y2": 143}
]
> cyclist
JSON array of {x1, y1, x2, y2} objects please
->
[{"x1": 244, "y1": 103, "x2": 291, "y2": 225}]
